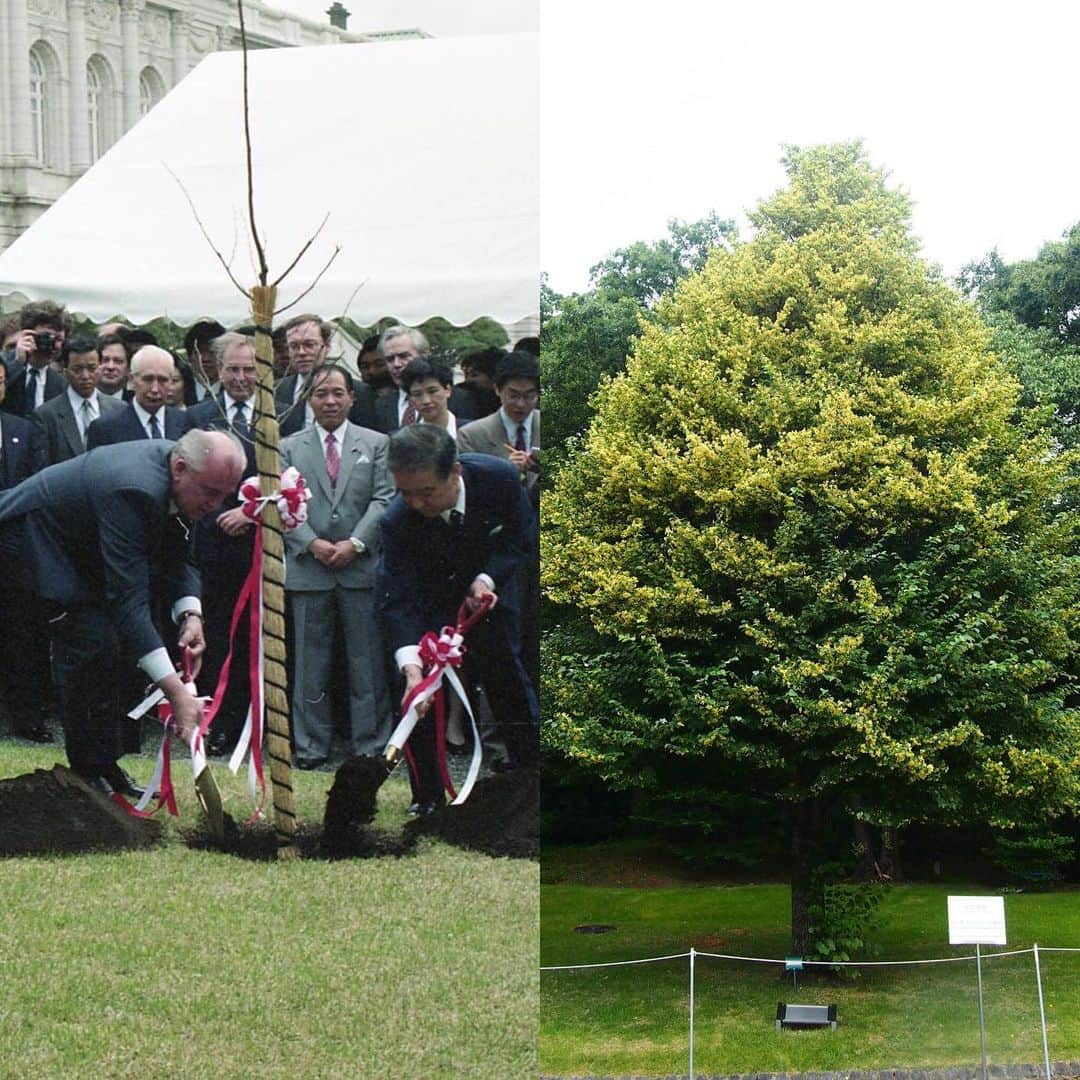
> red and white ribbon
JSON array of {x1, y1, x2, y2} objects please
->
[
  {"x1": 239, "y1": 467, "x2": 309, "y2": 529},
  {"x1": 124, "y1": 651, "x2": 209, "y2": 817},
  {"x1": 386, "y1": 595, "x2": 494, "y2": 805},
  {"x1": 209, "y1": 468, "x2": 308, "y2": 817}
]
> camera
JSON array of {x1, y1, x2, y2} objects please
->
[{"x1": 33, "y1": 331, "x2": 58, "y2": 356}]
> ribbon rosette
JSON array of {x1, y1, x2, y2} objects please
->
[
  {"x1": 384, "y1": 595, "x2": 495, "y2": 806},
  {"x1": 239, "y1": 466, "x2": 309, "y2": 528}
]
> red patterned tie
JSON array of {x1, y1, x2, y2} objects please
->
[
  {"x1": 325, "y1": 431, "x2": 340, "y2": 489},
  {"x1": 402, "y1": 399, "x2": 418, "y2": 427}
]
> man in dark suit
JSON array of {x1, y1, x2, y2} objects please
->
[
  {"x1": 86, "y1": 345, "x2": 187, "y2": 447},
  {"x1": 377, "y1": 425, "x2": 539, "y2": 813},
  {"x1": 182, "y1": 319, "x2": 225, "y2": 405},
  {"x1": 95, "y1": 333, "x2": 132, "y2": 402},
  {"x1": 33, "y1": 335, "x2": 125, "y2": 465},
  {"x1": 2, "y1": 300, "x2": 68, "y2": 418},
  {"x1": 457, "y1": 350, "x2": 541, "y2": 686},
  {"x1": 0, "y1": 362, "x2": 50, "y2": 742},
  {"x1": 275, "y1": 313, "x2": 377, "y2": 436},
  {"x1": 281, "y1": 364, "x2": 393, "y2": 767},
  {"x1": 372, "y1": 325, "x2": 478, "y2": 434},
  {"x1": 0, "y1": 430, "x2": 245, "y2": 795},
  {"x1": 183, "y1": 332, "x2": 259, "y2": 753}
]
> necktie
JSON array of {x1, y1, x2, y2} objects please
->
[
  {"x1": 402, "y1": 399, "x2": 418, "y2": 427},
  {"x1": 515, "y1": 423, "x2": 527, "y2": 452},
  {"x1": 24, "y1": 369, "x2": 38, "y2": 415},
  {"x1": 325, "y1": 431, "x2": 340, "y2": 489},
  {"x1": 148, "y1": 413, "x2": 161, "y2": 439},
  {"x1": 232, "y1": 402, "x2": 250, "y2": 438},
  {"x1": 80, "y1": 399, "x2": 94, "y2": 448}
]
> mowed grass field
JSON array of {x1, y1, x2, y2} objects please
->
[
  {"x1": 0, "y1": 739, "x2": 538, "y2": 1078},
  {"x1": 542, "y1": 843, "x2": 1080, "y2": 1078}
]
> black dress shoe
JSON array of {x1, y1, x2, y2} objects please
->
[
  {"x1": 104, "y1": 764, "x2": 145, "y2": 799},
  {"x1": 207, "y1": 734, "x2": 235, "y2": 757},
  {"x1": 84, "y1": 774, "x2": 116, "y2": 798},
  {"x1": 407, "y1": 797, "x2": 445, "y2": 818},
  {"x1": 294, "y1": 757, "x2": 328, "y2": 771}
]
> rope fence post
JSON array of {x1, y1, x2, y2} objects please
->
[
  {"x1": 1033, "y1": 943, "x2": 1052, "y2": 1080},
  {"x1": 688, "y1": 946, "x2": 696, "y2": 1080},
  {"x1": 975, "y1": 943, "x2": 988, "y2": 1080}
]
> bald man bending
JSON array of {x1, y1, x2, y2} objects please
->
[
  {"x1": 0, "y1": 430, "x2": 245, "y2": 796},
  {"x1": 87, "y1": 344, "x2": 188, "y2": 447}
]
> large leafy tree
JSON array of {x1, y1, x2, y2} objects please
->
[
  {"x1": 542, "y1": 215, "x2": 736, "y2": 467},
  {"x1": 961, "y1": 224, "x2": 1080, "y2": 346},
  {"x1": 543, "y1": 142, "x2": 1080, "y2": 952}
]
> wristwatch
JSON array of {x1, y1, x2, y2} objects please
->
[{"x1": 349, "y1": 537, "x2": 367, "y2": 556}]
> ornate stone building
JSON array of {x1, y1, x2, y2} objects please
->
[{"x1": 0, "y1": 0, "x2": 422, "y2": 250}]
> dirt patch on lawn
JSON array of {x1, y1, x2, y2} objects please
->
[
  {"x1": 409, "y1": 770, "x2": 539, "y2": 860},
  {"x1": 182, "y1": 759, "x2": 538, "y2": 861}
]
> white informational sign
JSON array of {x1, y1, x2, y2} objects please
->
[{"x1": 947, "y1": 895, "x2": 1007, "y2": 946}]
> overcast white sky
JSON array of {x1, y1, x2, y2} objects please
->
[
  {"x1": 266, "y1": 0, "x2": 536, "y2": 37},
  {"x1": 541, "y1": 0, "x2": 1080, "y2": 294}
]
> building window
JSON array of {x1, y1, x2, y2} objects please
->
[
  {"x1": 87, "y1": 66, "x2": 101, "y2": 162},
  {"x1": 139, "y1": 68, "x2": 165, "y2": 117},
  {"x1": 29, "y1": 51, "x2": 48, "y2": 165},
  {"x1": 87, "y1": 56, "x2": 116, "y2": 162}
]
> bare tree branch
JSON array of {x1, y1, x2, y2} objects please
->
[
  {"x1": 165, "y1": 163, "x2": 251, "y2": 299},
  {"x1": 340, "y1": 279, "x2": 368, "y2": 321},
  {"x1": 237, "y1": 0, "x2": 269, "y2": 284},
  {"x1": 273, "y1": 246, "x2": 342, "y2": 316},
  {"x1": 270, "y1": 213, "x2": 331, "y2": 289}
]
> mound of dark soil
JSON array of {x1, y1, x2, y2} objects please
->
[
  {"x1": 0, "y1": 766, "x2": 163, "y2": 855},
  {"x1": 410, "y1": 769, "x2": 538, "y2": 859}
]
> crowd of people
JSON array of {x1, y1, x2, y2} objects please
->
[{"x1": 0, "y1": 299, "x2": 541, "y2": 816}]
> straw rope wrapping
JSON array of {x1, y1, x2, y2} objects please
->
[{"x1": 250, "y1": 285, "x2": 298, "y2": 858}]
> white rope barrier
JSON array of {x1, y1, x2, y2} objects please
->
[
  {"x1": 541, "y1": 951, "x2": 691, "y2": 972},
  {"x1": 542, "y1": 946, "x2": 1041, "y2": 972}
]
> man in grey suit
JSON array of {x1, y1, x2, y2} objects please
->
[
  {"x1": 0, "y1": 430, "x2": 245, "y2": 795},
  {"x1": 280, "y1": 363, "x2": 394, "y2": 767},
  {"x1": 456, "y1": 350, "x2": 540, "y2": 497},
  {"x1": 33, "y1": 335, "x2": 124, "y2": 465}
]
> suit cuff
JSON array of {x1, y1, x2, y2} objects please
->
[
  {"x1": 473, "y1": 574, "x2": 495, "y2": 591},
  {"x1": 139, "y1": 647, "x2": 175, "y2": 684},
  {"x1": 171, "y1": 597, "x2": 202, "y2": 623},
  {"x1": 395, "y1": 645, "x2": 421, "y2": 671}
]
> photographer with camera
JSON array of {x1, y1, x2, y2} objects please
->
[{"x1": 2, "y1": 301, "x2": 68, "y2": 418}]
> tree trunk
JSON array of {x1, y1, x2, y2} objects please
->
[
  {"x1": 880, "y1": 826, "x2": 903, "y2": 881},
  {"x1": 790, "y1": 798, "x2": 820, "y2": 956},
  {"x1": 852, "y1": 814, "x2": 877, "y2": 882}
]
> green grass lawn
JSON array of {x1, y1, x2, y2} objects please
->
[
  {"x1": 542, "y1": 845, "x2": 1080, "y2": 1077},
  {"x1": 0, "y1": 739, "x2": 537, "y2": 1078}
]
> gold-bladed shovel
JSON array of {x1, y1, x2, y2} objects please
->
[{"x1": 181, "y1": 647, "x2": 226, "y2": 845}]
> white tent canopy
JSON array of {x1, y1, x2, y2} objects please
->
[{"x1": 0, "y1": 33, "x2": 538, "y2": 327}]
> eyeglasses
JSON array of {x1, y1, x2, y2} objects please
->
[
  {"x1": 287, "y1": 340, "x2": 323, "y2": 354},
  {"x1": 386, "y1": 350, "x2": 417, "y2": 363},
  {"x1": 502, "y1": 389, "x2": 539, "y2": 404}
]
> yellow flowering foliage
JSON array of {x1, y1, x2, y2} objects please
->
[{"x1": 543, "y1": 143, "x2": 1080, "y2": 826}]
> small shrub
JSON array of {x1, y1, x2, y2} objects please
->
[{"x1": 807, "y1": 862, "x2": 885, "y2": 972}]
